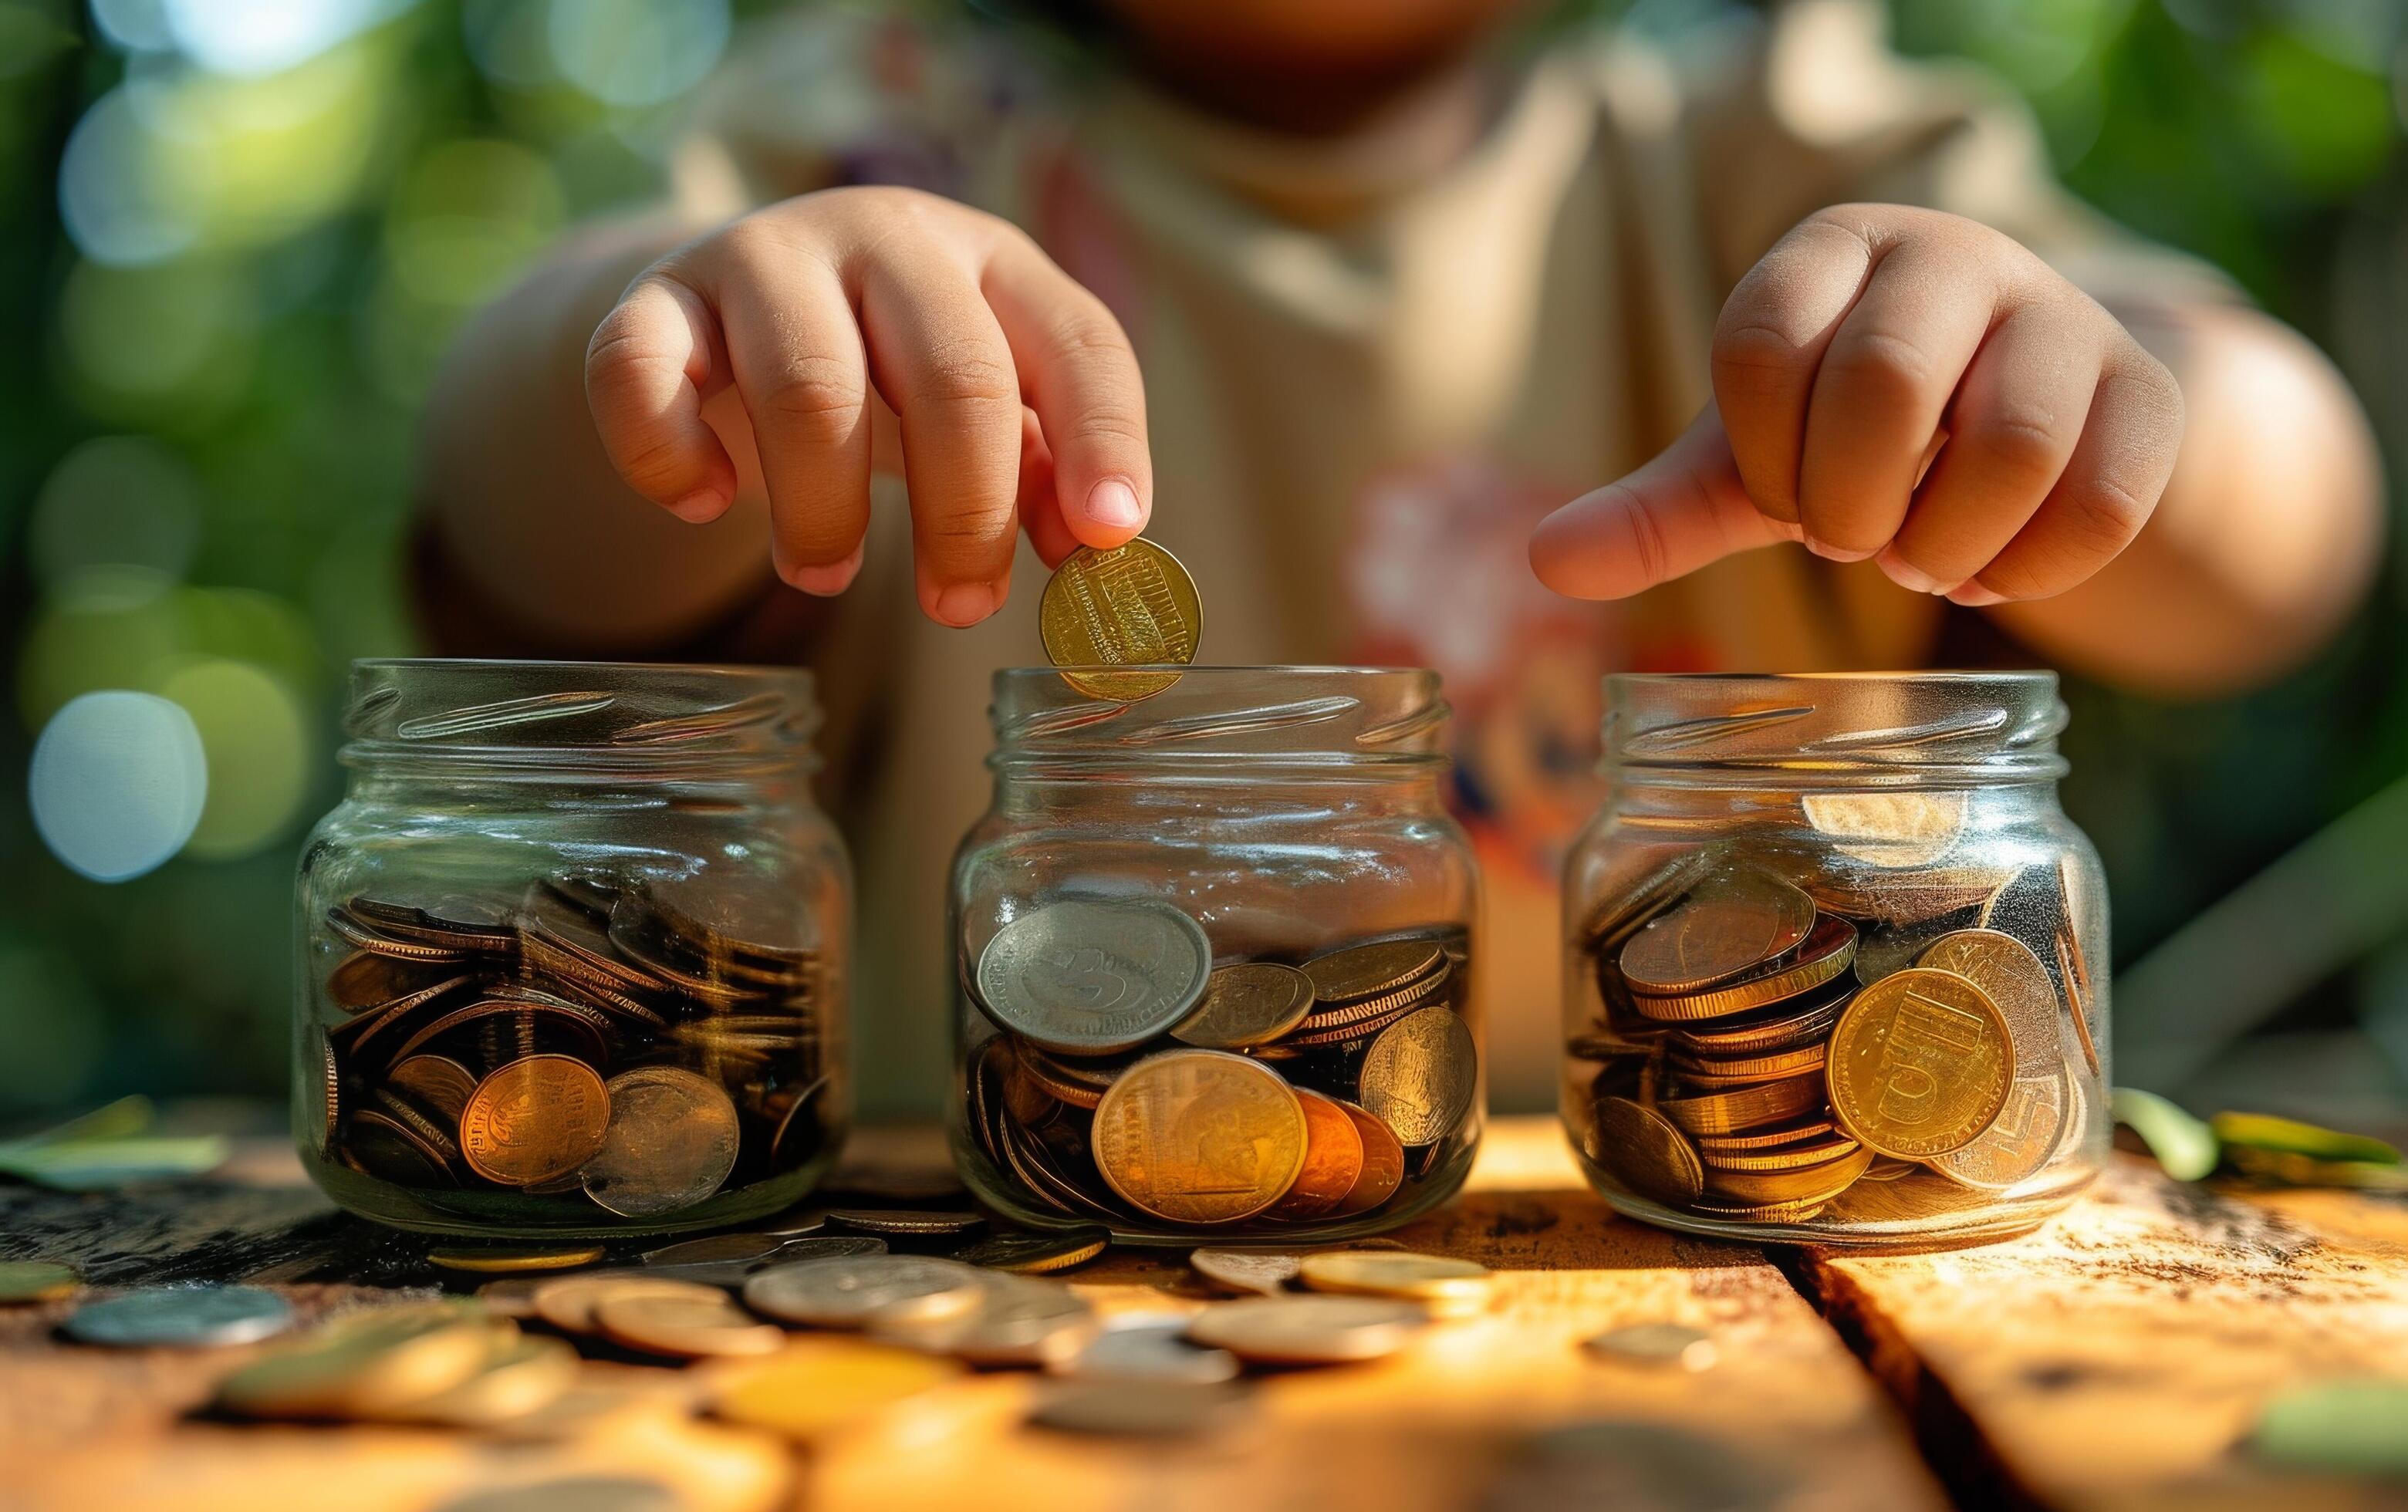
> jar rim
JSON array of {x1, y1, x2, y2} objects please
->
[
  {"x1": 989, "y1": 665, "x2": 1450, "y2": 764},
  {"x1": 342, "y1": 658, "x2": 817, "y2": 764},
  {"x1": 1602, "y1": 668, "x2": 2066, "y2": 784}
]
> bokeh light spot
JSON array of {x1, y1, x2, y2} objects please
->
[
  {"x1": 29, "y1": 435, "x2": 204, "y2": 587},
  {"x1": 29, "y1": 690, "x2": 208, "y2": 883},
  {"x1": 59, "y1": 83, "x2": 206, "y2": 266},
  {"x1": 18, "y1": 566, "x2": 187, "y2": 727},
  {"x1": 385, "y1": 138, "x2": 565, "y2": 307},
  {"x1": 156, "y1": 657, "x2": 312, "y2": 860},
  {"x1": 548, "y1": 0, "x2": 728, "y2": 107},
  {"x1": 60, "y1": 257, "x2": 258, "y2": 416},
  {"x1": 160, "y1": 0, "x2": 401, "y2": 79}
]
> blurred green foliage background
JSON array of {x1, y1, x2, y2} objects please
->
[{"x1": 2, "y1": 0, "x2": 2403, "y2": 1122}]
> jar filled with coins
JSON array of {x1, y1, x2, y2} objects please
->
[
  {"x1": 294, "y1": 660, "x2": 849, "y2": 1237},
  {"x1": 952, "y1": 667, "x2": 1481, "y2": 1243},
  {"x1": 1562, "y1": 673, "x2": 2107, "y2": 1247}
]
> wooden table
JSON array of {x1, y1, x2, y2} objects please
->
[{"x1": 5, "y1": 1116, "x2": 2404, "y2": 1512}]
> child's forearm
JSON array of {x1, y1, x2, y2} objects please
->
[
  {"x1": 420, "y1": 217, "x2": 780, "y2": 650},
  {"x1": 1993, "y1": 301, "x2": 2385, "y2": 697}
]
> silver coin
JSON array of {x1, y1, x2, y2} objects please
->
[
  {"x1": 1582, "y1": 1322, "x2": 1718, "y2": 1371},
  {"x1": 1049, "y1": 1315, "x2": 1240, "y2": 1384},
  {"x1": 64, "y1": 1285, "x2": 295, "y2": 1348},
  {"x1": 1189, "y1": 1248, "x2": 1302, "y2": 1297},
  {"x1": 1184, "y1": 1296, "x2": 1427, "y2": 1365},
  {"x1": 638, "y1": 1232, "x2": 785, "y2": 1268},
  {"x1": 1028, "y1": 1381, "x2": 1250, "y2": 1437},
  {"x1": 870, "y1": 1275, "x2": 1097, "y2": 1367},
  {"x1": 825, "y1": 1209, "x2": 988, "y2": 1237},
  {"x1": 741, "y1": 1254, "x2": 988, "y2": 1328},
  {"x1": 972, "y1": 899, "x2": 1212, "y2": 1055},
  {"x1": 583, "y1": 1068, "x2": 741, "y2": 1217},
  {"x1": 641, "y1": 1236, "x2": 890, "y2": 1291}
]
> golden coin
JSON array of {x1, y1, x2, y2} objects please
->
[
  {"x1": 1932, "y1": 1068, "x2": 2072, "y2": 1191},
  {"x1": 530, "y1": 1273, "x2": 721, "y2": 1336},
  {"x1": 0, "y1": 1261, "x2": 79, "y2": 1303},
  {"x1": 1825, "y1": 967, "x2": 2013, "y2": 1159},
  {"x1": 1802, "y1": 866, "x2": 2012, "y2": 925},
  {"x1": 1585, "y1": 1095, "x2": 1704, "y2": 1205},
  {"x1": 459, "y1": 1055, "x2": 610, "y2": 1187},
  {"x1": 1272, "y1": 1088, "x2": 1367, "y2": 1219},
  {"x1": 595, "y1": 1291, "x2": 785, "y2": 1358},
  {"x1": 427, "y1": 1245, "x2": 605, "y2": 1275},
  {"x1": 1332, "y1": 1102, "x2": 1407, "y2": 1216},
  {"x1": 1301, "y1": 938, "x2": 1447, "y2": 1004},
  {"x1": 1619, "y1": 871, "x2": 1815, "y2": 995},
  {"x1": 1671, "y1": 990, "x2": 1846, "y2": 1056},
  {"x1": 215, "y1": 1306, "x2": 499, "y2": 1419},
  {"x1": 1039, "y1": 538, "x2": 1203, "y2": 700},
  {"x1": 1689, "y1": 1196, "x2": 1833, "y2": 1223},
  {"x1": 1356, "y1": 1005, "x2": 1478, "y2": 1147},
  {"x1": 1692, "y1": 1117, "x2": 1837, "y2": 1155},
  {"x1": 1673, "y1": 1042, "x2": 1829, "y2": 1090},
  {"x1": 1916, "y1": 930, "x2": 2061, "y2": 1078},
  {"x1": 580, "y1": 1066, "x2": 741, "y2": 1217},
  {"x1": 1297, "y1": 1251, "x2": 1491, "y2": 1314},
  {"x1": 1091, "y1": 1049, "x2": 1308, "y2": 1224},
  {"x1": 1173, "y1": 962, "x2": 1316, "y2": 1049},
  {"x1": 1657, "y1": 1074, "x2": 1825, "y2": 1138},
  {"x1": 713, "y1": 1339, "x2": 963, "y2": 1441},
  {"x1": 1184, "y1": 1297, "x2": 1426, "y2": 1365},
  {"x1": 368, "y1": 1334, "x2": 579, "y2": 1426},
  {"x1": 1698, "y1": 1133, "x2": 1861, "y2": 1173},
  {"x1": 1631, "y1": 916, "x2": 1856, "y2": 1021},
  {"x1": 1703, "y1": 1146, "x2": 1874, "y2": 1207}
]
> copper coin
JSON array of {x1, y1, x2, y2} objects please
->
[
  {"x1": 1271, "y1": 1088, "x2": 1367, "y2": 1219},
  {"x1": 1619, "y1": 871, "x2": 1815, "y2": 996},
  {"x1": 1331, "y1": 1102, "x2": 1407, "y2": 1215},
  {"x1": 1302, "y1": 938, "x2": 1447, "y2": 1005},
  {"x1": 460, "y1": 1055, "x2": 610, "y2": 1187},
  {"x1": 1657, "y1": 1074, "x2": 1826, "y2": 1138},
  {"x1": 387, "y1": 1055, "x2": 478, "y2": 1124},
  {"x1": 1632, "y1": 915, "x2": 1856, "y2": 1021}
]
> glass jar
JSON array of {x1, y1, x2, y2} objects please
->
[
  {"x1": 295, "y1": 660, "x2": 849, "y2": 1237},
  {"x1": 1562, "y1": 673, "x2": 2107, "y2": 1248},
  {"x1": 951, "y1": 667, "x2": 1481, "y2": 1244}
]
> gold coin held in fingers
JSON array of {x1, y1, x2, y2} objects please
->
[
  {"x1": 1825, "y1": 967, "x2": 2013, "y2": 1159},
  {"x1": 1040, "y1": 538, "x2": 1202, "y2": 700},
  {"x1": 460, "y1": 1055, "x2": 610, "y2": 1187}
]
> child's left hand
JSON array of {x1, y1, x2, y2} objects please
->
[{"x1": 1530, "y1": 204, "x2": 2185, "y2": 606}]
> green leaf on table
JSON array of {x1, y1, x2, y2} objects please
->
[
  {"x1": 0, "y1": 1136, "x2": 229, "y2": 1190},
  {"x1": 2225, "y1": 1146, "x2": 2408, "y2": 1193},
  {"x1": 13, "y1": 1095, "x2": 155, "y2": 1146},
  {"x1": 2253, "y1": 1378, "x2": 2408, "y2": 1474},
  {"x1": 2110, "y1": 1088, "x2": 2220, "y2": 1182},
  {"x1": 2210, "y1": 1111, "x2": 2400, "y2": 1166}
]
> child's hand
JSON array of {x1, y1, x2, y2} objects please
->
[
  {"x1": 584, "y1": 187, "x2": 1150, "y2": 626},
  {"x1": 1531, "y1": 204, "x2": 2183, "y2": 606}
]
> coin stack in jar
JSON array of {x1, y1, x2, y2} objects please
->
[
  {"x1": 313, "y1": 869, "x2": 829, "y2": 1220},
  {"x1": 964, "y1": 898, "x2": 1478, "y2": 1234},
  {"x1": 1572, "y1": 838, "x2": 2100, "y2": 1227}
]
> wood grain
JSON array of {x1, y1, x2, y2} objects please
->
[{"x1": 1795, "y1": 1153, "x2": 2408, "y2": 1512}]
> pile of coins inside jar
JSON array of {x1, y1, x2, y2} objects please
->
[
  {"x1": 1572, "y1": 835, "x2": 2101, "y2": 1227},
  {"x1": 964, "y1": 898, "x2": 1478, "y2": 1233},
  {"x1": 312, "y1": 870, "x2": 829, "y2": 1220}
]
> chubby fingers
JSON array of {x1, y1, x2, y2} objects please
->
[{"x1": 1529, "y1": 404, "x2": 1798, "y2": 599}]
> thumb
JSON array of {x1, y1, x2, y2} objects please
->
[{"x1": 1529, "y1": 403, "x2": 1798, "y2": 599}]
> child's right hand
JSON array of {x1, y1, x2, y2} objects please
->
[{"x1": 583, "y1": 187, "x2": 1153, "y2": 626}]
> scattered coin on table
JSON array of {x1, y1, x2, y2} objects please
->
[
  {"x1": 825, "y1": 1209, "x2": 988, "y2": 1237},
  {"x1": 594, "y1": 1291, "x2": 785, "y2": 1359},
  {"x1": 64, "y1": 1284, "x2": 296, "y2": 1348},
  {"x1": 711, "y1": 1339, "x2": 964, "y2": 1442},
  {"x1": 1189, "y1": 1248, "x2": 1303, "y2": 1297},
  {"x1": 1050, "y1": 1315, "x2": 1240, "y2": 1385},
  {"x1": 741, "y1": 1254, "x2": 989, "y2": 1329},
  {"x1": 1028, "y1": 1380, "x2": 1250, "y2": 1438},
  {"x1": 1184, "y1": 1296, "x2": 1428, "y2": 1365},
  {"x1": 530, "y1": 1273, "x2": 720, "y2": 1337},
  {"x1": 1298, "y1": 1251, "x2": 1493, "y2": 1315},
  {"x1": 948, "y1": 1227, "x2": 1109, "y2": 1274},
  {"x1": 1582, "y1": 1322, "x2": 1718, "y2": 1372},
  {"x1": 427, "y1": 1244, "x2": 604, "y2": 1274}
]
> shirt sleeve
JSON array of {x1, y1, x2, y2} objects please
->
[{"x1": 1673, "y1": 0, "x2": 2237, "y2": 308}]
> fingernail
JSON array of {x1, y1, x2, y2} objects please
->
[
  {"x1": 932, "y1": 580, "x2": 998, "y2": 626},
  {"x1": 787, "y1": 545, "x2": 864, "y2": 597},
  {"x1": 1082, "y1": 478, "x2": 1144, "y2": 530},
  {"x1": 1804, "y1": 537, "x2": 1876, "y2": 563},
  {"x1": 1875, "y1": 546, "x2": 1944, "y2": 596},
  {"x1": 1947, "y1": 582, "x2": 2007, "y2": 608},
  {"x1": 670, "y1": 489, "x2": 724, "y2": 523}
]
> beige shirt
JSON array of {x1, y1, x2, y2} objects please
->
[{"x1": 664, "y1": 0, "x2": 2219, "y2": 1115}]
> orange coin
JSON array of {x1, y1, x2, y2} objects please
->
[{"x1": 1273, "y1": 1088, "x2": 1368, "y2": 1219}]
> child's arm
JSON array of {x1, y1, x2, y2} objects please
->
[
  {"x1": 1528, "y1": 204, "x2": 2383, "y2": 695},
  {"x1": 423, "y1": 187, "x2": 1152, "y2": 643}
]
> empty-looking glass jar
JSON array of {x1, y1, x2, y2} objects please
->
[
  {"x1": 951, "y1": 667, "x2": 1482, "y2": 1244},
  {"x1": 295, "y1": 660, "x2": 849, "y2": 1237},
  {"x1": 1563, "y1": 673, "x2": 2106, "y2": 1248}
]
